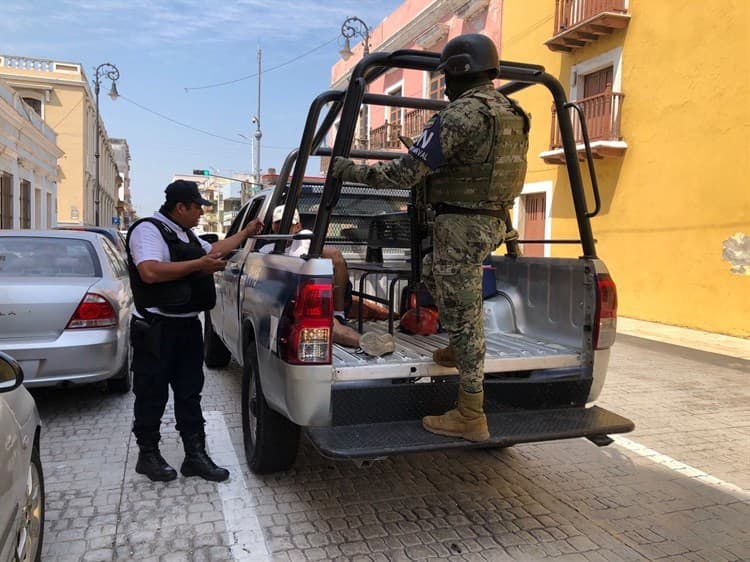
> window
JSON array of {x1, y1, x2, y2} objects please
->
[
  {"x1": 22, "y1": 97, "x2": 42, "y2": 116},
  {"x1": 20, "y1": 180, "x2": 31, "y2": 229},
  {"x1": 429, "y1": 71, "x2": 445, "y2": 100},
  {"x1": 583, "y1": 66, "x2": 614, "y2": 98},
  {"x1": 0, "y1": 173, "x2": 12, "y2": 228},
  {"x1": 101, "y1": 238, "x2": 127, "y2": 278}
]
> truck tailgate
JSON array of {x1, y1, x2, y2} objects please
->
[{"x1": 306, "y1": 406, "x2": 633, "y2": 459}]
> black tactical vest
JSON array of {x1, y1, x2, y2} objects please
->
[{"x1": 126, "y1": 217, "x2": 216, "y2": 314}]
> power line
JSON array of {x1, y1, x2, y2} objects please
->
[
  {"x1": 118, "y1": 94, "x2": 248, "y2": 144},
  {"x1": 117, "y1": 93, "x2": 295, "y2": 150},
  {"x1": 184, "y1": 36, "x2": 340, "y2": 92}
]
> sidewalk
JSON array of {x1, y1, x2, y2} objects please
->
[{"x1": 617, "y1": 317, "x2": 750, "y2": 360}]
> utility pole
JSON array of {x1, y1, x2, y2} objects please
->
[{"x1": 253, "y1": 48, "x2": 262, "y2": 193}]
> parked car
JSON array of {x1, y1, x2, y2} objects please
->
[
  {"x1": 0, "y1": 351, "x2": 44, "y2": 562},
  {"x1": 0, "y1": 230, "x2": 133, "y2": 392},
  {"x1": 55, "y1": 224, "x2": 127, "y2": 257}
]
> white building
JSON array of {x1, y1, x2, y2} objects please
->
[{"x1": 0, "y1": 76, "x2": 62, "y2": 229}]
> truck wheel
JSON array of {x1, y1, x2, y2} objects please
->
[
  {"x1": 241, "y1": 343, "x2": 300, "y2": 473},
  {"x1": 204, "y1": 312, "x2": 231, "y2": 368}
]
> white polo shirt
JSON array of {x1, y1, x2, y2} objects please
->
[{"x1": 129, "y1": 211, "x2": 213, "y2": 317}]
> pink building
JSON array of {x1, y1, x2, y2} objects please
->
[{"x1": 330, "y1": 0, "x2": 502, "y2": 152}]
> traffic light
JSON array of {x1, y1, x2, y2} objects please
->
[{"x1": 193, "y1": 169, "x2": 210, "y2": 176}]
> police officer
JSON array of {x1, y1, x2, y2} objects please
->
[
  {"x1": 332, "y1": 34, "x2": 529, "y2": 442},
  {"x1": 126, "y1": 180, "x2": 262, "y2": 481}
]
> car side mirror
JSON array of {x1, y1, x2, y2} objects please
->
[
  {"x1": 0, "y1": 351, "x2": 24, "y2": 393},
  {"x1": 199, "y1": 233, "x2": 219, "y2": 244}
]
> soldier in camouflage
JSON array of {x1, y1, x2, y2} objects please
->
[{"x1": 332, "y1": 33, "x2": 530, "y2": 442}]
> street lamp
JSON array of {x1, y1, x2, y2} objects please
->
[
  {"x1": 93, "y1": 62, "x2": 119, "y2": 226},
  {"x1": 339, "y1": 16, "x2": 370, "y2": 61}
]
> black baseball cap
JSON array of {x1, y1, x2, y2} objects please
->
[{"x1": 164, "y1": 180, "x2": 213, "y2": 206}]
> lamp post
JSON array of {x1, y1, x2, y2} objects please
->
[
  {"x1": 93, "y1": 62, "x2": 119, "y2": 226},
  {"x1": 339, "y1": 17, "x2": 371, "y2": 156},
  {"x1": 339, "y1": 16, "x2": 370, "y2": 60}
]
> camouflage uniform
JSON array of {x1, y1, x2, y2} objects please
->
[{"x1": 338, "y1": 83, "x2": 528, "y2": 393}]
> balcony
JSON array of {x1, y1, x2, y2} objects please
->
[
  {"x1": 368, "y1": 108, "x2": 432, "y2": 150},
  {"x1": 541, "y1": 91, "x2": 626, "y2": 164},
  {"x1": 546, "y1": 0, "x2": 630, "y2": 53},
  {"x1": 370, "y1": 121, "x2": 401, "y2": 150}
]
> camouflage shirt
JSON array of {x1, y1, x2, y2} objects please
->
[{"x1": 342, "y1": 83, "x2": 524, "y2": 211}]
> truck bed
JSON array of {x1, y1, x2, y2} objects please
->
[{"x1": 332, "y1": 320, "x2": 581, "y2": 381}]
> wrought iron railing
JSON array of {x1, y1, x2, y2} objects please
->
[
  {"x1": 550, "y1": 91, "x2": 624, "y2": 149},
  {"x1": 553, "y1": 0, "x2": 628, "y2": 33}
]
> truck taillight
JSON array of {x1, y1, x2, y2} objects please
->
[
  {"x1": 593, "y1": 274, "x2": 617, "y2": 349},
  {"x1": 279, "y1": 280, "x2": 332, "y2": 364},
  {"x1": 66, "y1": 293, "x2": 117, "y2": 329}
]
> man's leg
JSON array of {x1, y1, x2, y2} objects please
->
[
  {"x1": 170, "y1": 317, "x2": 229, "y2": 482},
  {"x1": 131, "y1": 317, "x2": 177, "y2": 481},
  {"x1": 422, "y1": 214, "x2": 499, "y2": 441},
  {"x1": 322, "y1": 247, "x2": 349, "y2": 316}
]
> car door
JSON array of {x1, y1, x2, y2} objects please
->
[
  {"x1": 0, "y1": 394, "x2": 22, "y2": 561},
  {"x1": 221, "y1": 195, "x2": 266, "y2": 356},
  {"x1": 211, "y1": 205, "x2": 249, "y2": 341}
]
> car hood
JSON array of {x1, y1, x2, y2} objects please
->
[{"x1": 0, "y1": 277, "x2": 97, "y2": 341}]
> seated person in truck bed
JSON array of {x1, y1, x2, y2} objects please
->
[{"x1": 260, "y1": 205, "x2": 395, "y2": 357}]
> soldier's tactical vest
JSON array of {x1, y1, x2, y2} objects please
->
[
  {"x1": 426, "y1": 91, "x2": 529, "y2": 207},
  {"x1": 126, "y1": 217, "x2": 216, "y2": 314}
]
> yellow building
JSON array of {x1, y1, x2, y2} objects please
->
[
  {"x1": 502, "y1": 0, "x2": 749, "y2": 337},
  {"x1": 0, "y1": 55, "x2": 121, "y2": 227},
  {"x1": 330, "y1": 0, "x2": 749, "y2": 337}
]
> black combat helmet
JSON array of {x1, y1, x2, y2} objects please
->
[{"x1": 437, "y1": 33, "x2": 500, "y2": 78}]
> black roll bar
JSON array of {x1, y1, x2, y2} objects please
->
[{"x1": 280, "y1": 49, "x2": 599, "y2": 259}]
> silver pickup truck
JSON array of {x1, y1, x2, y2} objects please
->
[{"x1": 206, "y1": 51, "x2": 634, "y2": 474}]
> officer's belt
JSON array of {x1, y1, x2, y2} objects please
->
[{"x1": 433, "y1": 203, "x2": 505, "y2": 219}]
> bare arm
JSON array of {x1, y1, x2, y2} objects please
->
[{"x1": 210, "y1": 218, "x2": 264, "y2": 256}]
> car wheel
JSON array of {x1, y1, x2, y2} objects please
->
[
  {"x1": 241, "y1": 343, "x2": 300, "y2": 474},
  {"x1": 17, "y1": 444, "x2": 44, "y2": 562},
  {"x1": 204, "y1": 312, "x2": 231, "y2": 368},
  {"x1": 107, "y1": 348, "x2": 132, "y2": 394}
]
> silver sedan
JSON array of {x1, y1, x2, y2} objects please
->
[
  {"x1": 0, "y1": 351, "x2": 44, "y2": 562},
  {"x1": 0, "y1": 230, "x2": 133, "y2": 392}
]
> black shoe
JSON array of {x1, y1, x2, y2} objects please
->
[
  {"x1": 136, "y1": 449, "x2": 178, "y2": 482},
  {"x1": 180, "y1": 433, "x2": 229, "y2": 482}
]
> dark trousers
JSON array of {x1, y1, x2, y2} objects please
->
[{"x1": 131, "y1": 315, "x2": 205, "y2": 446}]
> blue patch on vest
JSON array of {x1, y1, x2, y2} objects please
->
[{"x1": 408, "y1": 115, "x2": 444, "y2": 170}]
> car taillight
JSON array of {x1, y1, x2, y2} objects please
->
[
  {"x1": 279, "y1": 280, "x2": 332, "y2": 364},
  {"x1": 593, "y1": 274, "x2": 617, "y2": 349},
  {"x1": 66, "y1": 293, "x2": 117, "y2": 329}
]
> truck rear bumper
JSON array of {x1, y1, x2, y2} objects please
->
[{"x1": 305, "y1": 405, "x2": 634, "y2": 459}]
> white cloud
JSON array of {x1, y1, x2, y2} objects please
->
[{"x1": 4, "y1": 0, "x2": 397, "y2": 50}]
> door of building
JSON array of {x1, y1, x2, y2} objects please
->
[{"x1": 521, "y1": 192, "x2": 546, "y2": 257}]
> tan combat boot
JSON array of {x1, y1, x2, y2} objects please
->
[
  {"x1": 432, "y1": 345, "x2": 456, "y2": 367},
  {"x1": 422, "y1": 388, "x2": 489, "y2": 442}
]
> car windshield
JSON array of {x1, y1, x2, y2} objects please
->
[{"x1": 0, "y1": 237, "x2": 101, "y2": 277}]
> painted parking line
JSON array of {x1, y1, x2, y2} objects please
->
[
  {"x1": 613, "y1": 435, "x2": 750, "y2": 500},
  {"x1": 205, "y1": 411, "x2": 270, "y2": 562}
]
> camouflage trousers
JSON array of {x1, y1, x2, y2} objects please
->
[{"x1": 423, "y1": 213, "x2": 505, "y2": 393}]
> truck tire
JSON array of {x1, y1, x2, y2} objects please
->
[
  {"x1": 204, "y1": 312, "x2": 231, "y2": 368},
  {"x1": 241, "y1": 343, "x2": 300, "y2": 473}
]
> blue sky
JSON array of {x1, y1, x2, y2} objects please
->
[{"x1": 2, "y1": 0, "x2": 403, "y2": 216}]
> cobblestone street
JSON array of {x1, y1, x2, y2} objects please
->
[{"x1": 32, "y1": 332, "x2": 750, "y2": 561}]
